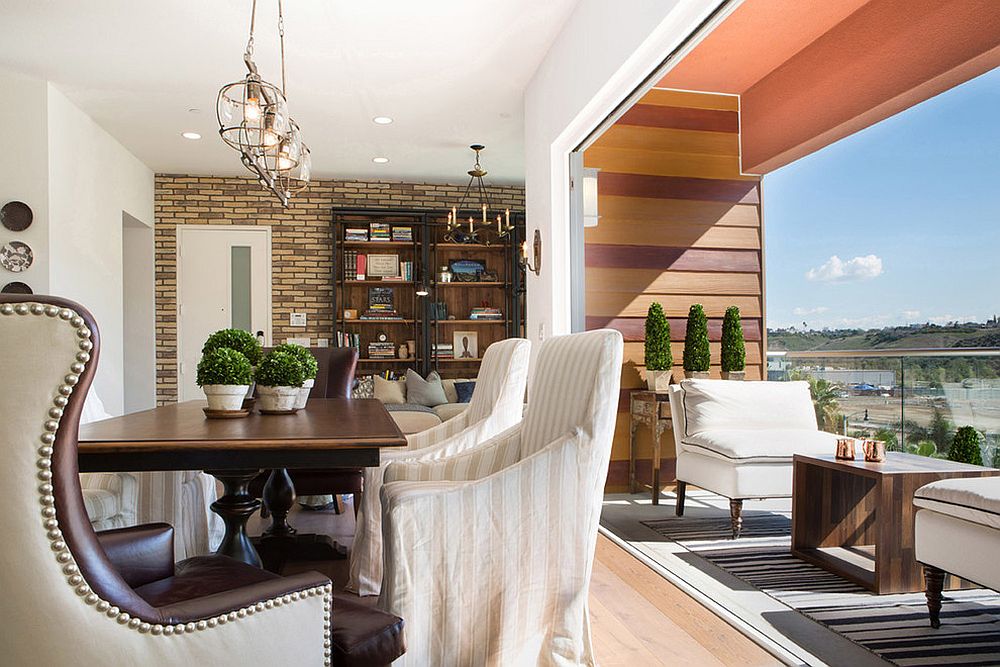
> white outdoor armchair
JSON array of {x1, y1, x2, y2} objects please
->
[
  {"x1": 348, "y1": 337, "x2": 531, "y2": 595},
  {"x1": 377, "y1": 329, "x2": 623, "y2": 666}
]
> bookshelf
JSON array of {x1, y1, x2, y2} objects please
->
[{"x1": 332, "y1": 207, "x2": 525, "y2": 378}]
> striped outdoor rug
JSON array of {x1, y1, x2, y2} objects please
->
[{"x1": 642, "y1": 513, "x2": 1000, "y2": 666}]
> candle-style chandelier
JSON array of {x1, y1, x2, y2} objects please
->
[
  {"x1": 217, "y1": 0, "x2": 311, "y2": 207},
  {"x1": 445, "y1": 145, "x2": 512, "y2": 245}
]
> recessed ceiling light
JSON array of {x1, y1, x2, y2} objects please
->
[
  {"x1": 181, "y1": 131, "x2": 202, "y2": 140},
  {"x1": 372, "y1": 157, "x2": 390, "y2": 164},
  {"x1": 372, "y1": 116, "x2": 393, "y2": 125}
]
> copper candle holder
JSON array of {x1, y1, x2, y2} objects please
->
[
  {"x1": 863, "y1": 439, "x2": 886, "y2": 462},
  {"x1": 836, "y1": 437, "x2": 857, "y2": 460}
]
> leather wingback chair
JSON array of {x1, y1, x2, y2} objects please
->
[
  {"x1": 250, "y1": 347, "x2": 363, "y2": 518},
  {"x1": 0, "y1": 295, "x2": 333, "y2": 665}
]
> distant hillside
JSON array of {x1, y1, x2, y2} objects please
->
[{"x1": 767, "y1": 322, "x2": 1000, "y2": 352}]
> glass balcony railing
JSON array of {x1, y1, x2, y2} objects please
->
[{"x1": 767, "y1": 348, "x2": 1000, "y2": 464}]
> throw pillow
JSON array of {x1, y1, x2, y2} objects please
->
[
  {"x1": 405, "y1": 369, "x2": 448, "y2": 407},
  {"x1": 374, "y1": 375, "x2": 406, "y2": 404},
  {"x1": 353, "y1": 375, "x2": 375, "y2": 399},
  {"x1": 454, "y1": 380, "x2": 476, "y2": 403},
  {"x1": 441, "y1": 378, "x2": 459, "y2": 404}
]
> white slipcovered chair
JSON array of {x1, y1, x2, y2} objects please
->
[
  {"x1": 668, "y1": 379, "x2": 841, "y2": 538},
  {"x1": 0, "y1": 296, "x2": 333, "y2": 665},
  {"x1": 915, "y1": 476, "x2": 1000, "y2": 628},
  {"x1": 376, "y1": 329, "x2": 623, "y2": 665},
  {"x1": 348, "y1": 337, "x2": 531, "y2": 595},
  {"x1": 79, "y1": 389, "x2": 222, "y2": 559}
]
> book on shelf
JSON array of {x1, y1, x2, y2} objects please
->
[
  {"x1": 344, "y1": 250, "x2": 358, "y2": 280},
  {"x1": 335, "y1": 331, "x2": 361, "y2": 350},
  {"x1": 345, "y1": 228, "x2": 369, "y2": 242},
  {"x1": 469, "y1": 307, "x2": 503, "y2": 320},
  {"x1": 392, "y1": 226, "x2": 413, "y2": 242},
  {"x1": 369, "y1": 222, "x2": 391, "y2": 241},
  {"x1": 368, "y1": 286, "x2": 394, "y2": 310},
  {"x1": 355, "y1": 253, "x2": 367, "y2": 280},
  {"x1": 367, "y1": 341, "x2": 397, "y2": 359},
  {"x1": 433, "y1": 342, "x2": 454, "y2": 359}
]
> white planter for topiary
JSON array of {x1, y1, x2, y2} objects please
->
[
  {"x1": 257, "y1": 385, "x2": 300, "y2": 413},
  {"x1": 294, "y1": 378, "x2": 315, "y2": 410},
  {"x1": 645, "y1": 369, "x2": 673, "y2": 391},
  {"x1": 203, "y1": 384, "x2": 251, "y2": 411}
]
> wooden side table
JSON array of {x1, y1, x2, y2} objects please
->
[
  {"x1": 628, "y1": 390, "x2": 672, "y2": 504},
  {"x1": 791, "y1": 453, "x2": 1000, "y2": 594}
]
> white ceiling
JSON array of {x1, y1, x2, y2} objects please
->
[{"x1": 0, "y1": 0, "x2": 580, "y2": 184}]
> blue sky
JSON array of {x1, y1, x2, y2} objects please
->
[{"x1": 762, "y1": 66, "x2": 1000, "y2": 330}]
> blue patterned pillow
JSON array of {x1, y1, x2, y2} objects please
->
[{"x1": 454, "y1": 380, "x2": 476, "y2": 403}]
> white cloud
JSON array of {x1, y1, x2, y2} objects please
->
[
  {"x1": 805, "y1": 255, "x2": 883, "y2": 282},
  {"x1": 926, "y1": 314, "x2": 980, "y2": 325},
  {"x1": 901, "y1": 309, "x2": 921, "y2": 321},
  {"x1": 793, "y1": 306, "x2": 829, "y2": 316}
]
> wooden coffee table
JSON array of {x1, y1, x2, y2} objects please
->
[{"x1": 791, "y1": 452, "x2": 1000, "y2": 594}]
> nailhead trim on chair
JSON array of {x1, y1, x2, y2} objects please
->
[{"x1": 2, "y1": 302, "x2": 333, "y2": 664}]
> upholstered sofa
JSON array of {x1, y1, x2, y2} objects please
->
[
  {"x1": 367, "y1": 375, "x2": 472, "y2": 434},
  {"x1": 915, "y1": 476, "x2": 1000, "y2": 627},
  {"x1": 667, "y1": 379, "x2": 841, "y2": 538}
]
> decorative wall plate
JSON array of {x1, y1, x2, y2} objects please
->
[
  {"x1": 1, "y1": 281, "x2": 32, "y2": 294},
  {"x1": 0, "y1": 241, "x2": 34, "y2": 272},
  {"x1": 0, "y1": 201, "x2": 33, "y2": 232}
]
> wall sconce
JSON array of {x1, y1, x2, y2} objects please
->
[{"x1": 520, "y1": 229, "x2": 541, "y2": 276}]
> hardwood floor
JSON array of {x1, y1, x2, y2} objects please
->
[{"x1": 249, "y1": 496, "x2": 779, "y2": 666}]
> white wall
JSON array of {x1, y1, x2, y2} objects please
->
[
  {"x1": 122, "y1": 213, "x2": 156, "y2": 413},
  {"x1": 0, "y1": 70, "x2": 50, "y2": 294},
  {"x1": 523, "y1": 0, "x2": 723, "y2": 341},
  {"x1": 46, "y1": 85, "x2": 155, "y2": 415}
]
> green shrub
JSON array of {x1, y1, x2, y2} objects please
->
[
  {"x1": 993, "y1": 445, "x2": 1000, "y2": 469},
  {"x1": 202, "y1": 329, "x2": 263, "y2": 366},
  {"x1": 720, "y1": 306, "x2": 746, "y2": 372},
  {"x1": 255, "y1": 350, "x2": 306, "y2": 388},
  {"x1": 948, "y1": 426, "x2": 984, "y2": 466},
  {"x1": 644, "y1": 302, "x2": 672, "y2": 371},
  {"x1": 682, "y1": 304, "x2": 711, "y2": 372},
  {"x1": 275, "y1": 343, "x2": 319, "y2": 380},
  {"x1": 196, "y1": 348, "x2": 253, "y2": 386},
  {"x1": 873, "y1": 428, "x2": 898, "y2": 452}
]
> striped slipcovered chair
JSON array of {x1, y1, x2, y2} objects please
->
[
  {"x1": 377, "y1": 329, "x2": 623, "y2": 666},
  {"x1": 347, "y1": 337, "x2": 531, "y2": 596}
]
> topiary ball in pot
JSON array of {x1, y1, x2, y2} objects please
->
[
  {"x1": 682, "y1": 304, "x2": 711, "y2": 379},
  {"x1": 644, "y1": 302, "x2": 672, "y2": 391},
  {"x1": 203, "y1": 329, "x2": 264, "y2": 367},
  {"x1": 255, "y1": 349, "x2": 306, "y2": 414},
  {"x1": 948, "y1": 426, "x2": 984, "y2": 466},
  {"x1": 275, "y1": 343, "x2": 319, "y2": 409},
  {"x1": 197, "y1": 348, "x2": 254, "y2": 412},
  {"x1": 720, "y1": 306, "x2": 746, "y2": 380}
]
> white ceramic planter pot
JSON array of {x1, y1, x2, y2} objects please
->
[
  {"x1": 684, "y1": 370, "x2": 711, "y2": 380},
  {"x1": 645, "y1": 369, "x2": 673, "y2": 391},
  {"x1": 721, "y1": 371, "x2": 746, "y2": 381},
  {"x1": 203, "y1": 385, "x2": 251, "y2": 411},
  {"x1": 257, "y1": 385, "x2": 300, "y2": 413},
  {"x1": 295, "y1": 378, "x2": 315, "y2": 410}
]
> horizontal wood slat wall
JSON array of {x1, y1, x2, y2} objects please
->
[{"x1": 584, "y1": 88, "x2": 765, "y2": 493}]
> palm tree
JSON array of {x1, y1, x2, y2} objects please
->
[{"x1": 790, "y1": 371, "x2": 841, "y2": 432}]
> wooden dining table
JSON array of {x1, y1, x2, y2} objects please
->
[{"x1": 78, "y1": 398, "x2": 406, "y2": 568}]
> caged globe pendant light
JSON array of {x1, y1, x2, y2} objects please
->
[{"x1": 217, "y1": 0, "x2": 311, "y2": 207}]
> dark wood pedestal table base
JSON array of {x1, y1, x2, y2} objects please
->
[
  {"x1": 252, "y1": 468, "x2": 349, "y2": 572},
  {"x1": 78, "y1": 399, "x2": 406, "y2": 569},
  {"x1": 791, "y1": 452, "x2": 1000, "y2": 594}
]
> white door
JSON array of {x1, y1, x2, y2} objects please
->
[{"x1": 177, "y1": 226, "x2": 272, "y2": 402}]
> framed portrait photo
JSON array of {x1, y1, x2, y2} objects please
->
[{"x1": 453, "y1": 330, "x2": 478, "y2": 360}]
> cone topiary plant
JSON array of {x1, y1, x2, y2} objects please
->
[
  {"x1": 683, "y1": 304, "x2": 711, "y2": 375},
  {"x1": 644, "y1": 302, "x2": 672, "y2": 390},
  {"x1": 948, "y1": 426, "x2": 984, "y2": 466},
  {"x1": 720, "y1": 306, "x2": 746, "y2": 377}
]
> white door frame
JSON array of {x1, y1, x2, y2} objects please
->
[{"x1": 175, "y1": 224, "x2": 273, "y2": 393}]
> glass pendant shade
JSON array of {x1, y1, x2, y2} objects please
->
[{"x1": 217, "y1": 75, "x2": 290, "y2": 155}]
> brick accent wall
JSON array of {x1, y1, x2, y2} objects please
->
[{"x1": 155, "y1": 174, "x2": 525, "y2": 405}]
